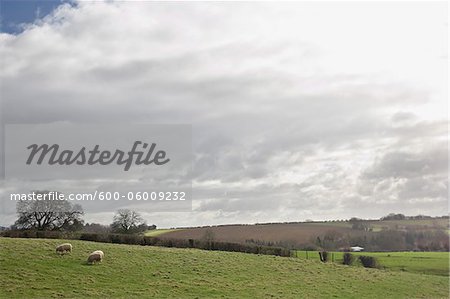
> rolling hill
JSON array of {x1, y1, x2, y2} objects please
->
[
  {"x1": 0, "y1": 238, "x2": 448, "y2": 298},
  {"x1": 154, "y1": 218, "x2": 449, "y2": 250}
]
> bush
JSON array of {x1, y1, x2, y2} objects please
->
[
  {"x1": 343, "y1": 252, "x2": 355, "y2": 265},
  {"x1": 359, "y1": 255, "x2": 379, "y2": 268},
  {"x1": 319, "y1": 251, "x2": 329, "y2": 262},
  {"x1": 79, "y1": 233, "x2": 100, "y2": 242},
  {"x1": 1, "y1": 230, "x2": 63, "y2": 239}
]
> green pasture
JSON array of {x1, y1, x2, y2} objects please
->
[
  {"x1": 294, "y1": 250, "x2": 449, "y2": 276},
  {"x1": 0, "y1": 238, "x2": 448, "y2": 298}
]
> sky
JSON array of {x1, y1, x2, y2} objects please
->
[
  {"x1": 0, "y1": 0, "x2": 71, "y2": 34},
  {"x1": 0, "y1": 1, "x2": 448, "y2": 228}
]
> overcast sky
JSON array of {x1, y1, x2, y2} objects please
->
[{"x1": 0, "y1": 1, "x2": 448, "y2": 228}]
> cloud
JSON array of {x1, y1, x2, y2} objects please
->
[
  {"x1": 356, "y1": 142, "x2": 448, "y2": 214},
  {"x1": 362, "y1": 145, "x2": 447, "y2": 180},
  {"x1": 0, "y1": 1, "x2": 447, "y2": 226}
]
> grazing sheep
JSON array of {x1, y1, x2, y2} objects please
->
[
  {"x1": 92, "y1": 250, "x2": 104, "y2": 258},
  {"x1": 56, "y1": 243, "x2": 72, "y2": 254},
  {"x1": 87, "y1": 251, "x2": 103, "y2": 264}
]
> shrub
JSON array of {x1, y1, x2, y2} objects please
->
[
  {"x1": 319, "y1": 251, "x2": 329, "y2": 262},
  {"x1": 343, "y1": 252, "x2": 355, "y2": 265},
  {"x1": 1, "y1": 230, "x2": 63, "y2": 239},
  {"x1": 359, "y1": 255, "x2": 379, "y2": 268},
  {"x1": 35, "y1": 231, "x2": 62, "y2": 239},
  {"x1": 79, "y1": 233, "x2": 100, "y2": 242}
]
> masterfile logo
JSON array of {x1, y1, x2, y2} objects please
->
[
  {"x1": 5, "y1": 124, "x2": 191, "y2": 180},
  {"x1": 2, "y1": 124, "x2": 193, "y2": 213},
  {"x1": 25, "y1": 141, "x2": 170, "y2": 171}
]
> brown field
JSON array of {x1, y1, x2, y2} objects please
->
[
  {"x1": 365, "y1": 219, "x2": 449, "y2": 232},
  {"x1": 159, "y1": 223, "x2": 354, "y2": 246},
  {"x1": 157, "y1": 218, "x2": 449, "y2": 248}
]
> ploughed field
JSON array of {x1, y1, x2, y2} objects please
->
[
  {"x1": 1, "y1": 238, "x2": 449, "y2": 298},
  {"x1": 155, "y1": 218, "x2": 449, "y2": 247},
  {"x1": 156, "y1": 223, "x2": 354, "y2": 244}
]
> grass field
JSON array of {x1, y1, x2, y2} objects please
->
[
  {"x1": 294, "y1": 251, "x2": 449, "y2": 277},
  {"x1": 1, "y1": 238, "x2": 449, "y2": 298}
]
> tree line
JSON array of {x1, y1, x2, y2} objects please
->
[{"x1": 11, "y1": 191, "x2": 156, "y2": 234}]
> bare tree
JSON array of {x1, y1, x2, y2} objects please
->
[
  {"x1": 111, "y1": 209, "x2": 147, "y2": 234},
  {"x1": 14, "y1": 191, "x2": 83, "y2": 231},
  {"x1": 201, "y1": 228, "x2": 215, "y2": 249},
  {"x1": 202, "y1": 228, "x2": 215, "y2": 243}
]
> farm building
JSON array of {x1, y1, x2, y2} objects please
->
[{"x1": 350, "y1": 246, "x2": 364, "y2": 252}]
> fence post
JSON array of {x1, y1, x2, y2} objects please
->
[{"x1": 306, "y1": 251, "x2": 308, "y2": 259}]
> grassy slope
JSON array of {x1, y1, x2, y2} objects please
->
[
  {"x1": 295, "y1": 251, "x2": 449, "y2": 276},
  {"x1": 0, "y1": 238, "x2": 448, "y2": 299}
]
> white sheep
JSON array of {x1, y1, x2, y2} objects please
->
[
  {"x1": 56, "y1": 243, "x2": 72, "y2": 254},
  {"x1": 87, "y1": 251, "x2": 103, "y2": 264},
  {"x1": 92, "y1": 250, "x2": 104, "y2": 258}
]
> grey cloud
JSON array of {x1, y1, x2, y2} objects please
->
[
  {"x1": 391, "y1": 111, "x2": 417, "y2": 123},
  {"x1": 356, "y1": 142, "x2": 448, "y2": 214},
  {"x1": 0, "y1": 2, "x2": 447, "y2": 226},
  {"x1": 398, "y1": 176, "x2": 448, "y2": 201},
  {"x1": 362, "y1": 145, "x2": 447, "y2": 180}
]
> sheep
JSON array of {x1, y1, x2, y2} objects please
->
[
  {"x1": 87, "y1": 251, "x2": 103, "y2": 264},
  {"x1": 92, "y1": 250, "x2": 104, "y2": 259},
  {"x1": 56, "y1": 243, "x2": 72, "y2": 254}
]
